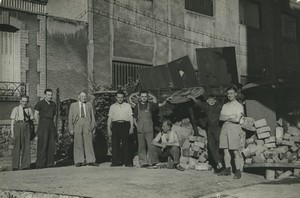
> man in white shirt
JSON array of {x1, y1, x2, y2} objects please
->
[
  {"x1": 69, "y1": 91, "x2": 97, "y2": 167},
  {"x1": 218, "y1": 86, "x2": 244, "y2": 179},
  {"x1": 10, "y1": 95, "x2": 34, "y2": 170},
  {"x1": 107, "y1": 90, "x2": 134, "y2": 167}
]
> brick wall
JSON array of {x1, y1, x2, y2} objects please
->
[{"x1": 47, "y1": 17, "x2": 88, "y2": 100}]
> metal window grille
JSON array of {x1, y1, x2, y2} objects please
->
[
  {"x1": 281, "y1": 13, "x2": 297, "y2": 41},
  {"x1": 112, "y1": 61, "x2": 152, "y2": 88},
  {"x1": 185, "y1": 0, "x2": 214, "y2": 17},
  {"x1": 239, "y1": 0, "x2": 261, "y2": 29}
]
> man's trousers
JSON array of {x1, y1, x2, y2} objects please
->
[
  {"x1": 12, "y1": 122, "x2": 31, "y2": 170},
  {"x1": 73, "y1": 118, "x2": 96, "y2": 164},
  {"x1": 36, "y1": 118, "x2": 55, "y2": 168},
  {"x1": 137, "y1": 131, "x2": 154, "y2": 165},
  {"x1": 207, "y1": 125, "x2": 222, "y2": 164},
  {"x1": 149, "y1": 145, "x2": 180, "y2": 165},
  {"x1": 111, "y1": 121, "x2": 130, "y2": 165}
]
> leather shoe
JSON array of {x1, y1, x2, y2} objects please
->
[
  {"x1": 125, "y1": 164, "x2": 133, "y2": 167},
  {"x1": 218, "y1": 167, "x2": 231, "y2": 176},
  {"x1": 110, "y1": 163, "x2": 123, "y2": 167},
  {"x1": 87, "y1": 162, "x2": 99, "y2": 166},
  {"x1": 174, "y1": 164, "x2": 185, "y2": 171},
  {"x1": 12, "y1": 168, "x2": 18, "y2": 171},
  {"x1": 75, "y1": 163, "x2": 83, "y2": 167},
  {"x1": 140, "y1": 164, "x2": 149, "y2": 168}
]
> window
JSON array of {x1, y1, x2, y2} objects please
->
[
  {"x1": 112, "y1": 61, "x2": 152, "y2": 88},
  {"x1": 239, "y1": 0, "x2": 261, "y2": 29},
  {"x1": 0, "y1": 30, "x2": 25, "y2": 98},
  {"x1": 281, "y1": 13, "x2": 297, "y2": 41},
  {"x1": 185, "y1": 0, "x2": 214, "y2": 17},
  {"x1": 0, "y1": 31, "x2": 21, "y2": 83}
]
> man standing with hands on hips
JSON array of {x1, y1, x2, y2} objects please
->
[
  {"x1": 34, "y1": 89, "x2": 56, "y2": 169},
  {"x1": 107, "y1": 90, "x2": 134, "y2": 167},
  {"x1": 69, "y1": 91, "x2": 98, "y2": 167}
]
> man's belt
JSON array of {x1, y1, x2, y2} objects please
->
[
  {"x1": 113, "y1": 120, "x2": 128, "y2": 123},
  {"x1": 16, "y1": 120, "x2": 30, "y2": 123}
]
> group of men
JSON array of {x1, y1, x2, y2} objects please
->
[
  {"x1": 107, "y1": 90, "x2": 184, "y2": 171},
  {"x1": 10, "y1": 89, "x2": 57, "y2": 170},
  {"x1": 10, "y1": 85, "x2": 245, "y2": 179},
  {"x1": 10, "y1": 89, "x2": 98, "y2": 171}
]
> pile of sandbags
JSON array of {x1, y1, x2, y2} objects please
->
[{"x1": 242, "y1": 119, "x2": 300, "y2": 164}]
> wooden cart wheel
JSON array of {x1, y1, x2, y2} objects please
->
[
  {"x1": 128, "y1": 92, "x2": 157, "y2": 107},
  {"x1": 168, "y1": 87, "x2": 205, "y2": 104}
]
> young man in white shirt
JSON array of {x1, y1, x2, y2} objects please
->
[
  {"x1": 218, "y1": 86, "x2": 244, "y2": 179},
  {"x1": 107, "y1": 90, "x2": 134, "y2": 167}
]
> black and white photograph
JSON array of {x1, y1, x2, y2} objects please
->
[{"x1": 0, "y1": 0, "x2": 300, "y2": 197}]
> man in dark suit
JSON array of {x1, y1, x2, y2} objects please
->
[{"x1": 69, "y1": 91, "x2": 98, "y2": 167}]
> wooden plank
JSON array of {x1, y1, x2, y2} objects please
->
[{"x1": 244, "y1": 163, "x2": 300, "y2": 168}]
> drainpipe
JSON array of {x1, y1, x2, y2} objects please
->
[{"x1": 87, "y1": 0, "x2": 94, "y2": 93}]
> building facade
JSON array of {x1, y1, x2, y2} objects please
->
[{"x1": 0, "y1": 0, "x2": 299, "y2": 130}]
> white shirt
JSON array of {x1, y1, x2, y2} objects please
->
[
  {"x1": 79, "y1": 101, "x2": 86, "y2": 118},
  {"x1": 220, "y1": 100, "x2": 244, "y2": 118},
  {"x1": 10, "y1": 105, "x2": 34, "y2": 121},
  {"x1": 108, "y1": 102, "x2": 133, "y2": 121},
  {"x1": 153, "y1": 130, "x2": 180, "y2": 147}
]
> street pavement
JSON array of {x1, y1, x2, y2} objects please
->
[
  {"x1": 0, "y1": 162, "x2": 266, "y2": 198},
  {"x1": 201, "y1": 177, "x2": 300, "y2": 198},
  {"x1": 1, "y1": 162, "x2": 300, "y2": 198}
]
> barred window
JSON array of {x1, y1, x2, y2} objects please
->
[
  {"x1": 239, "y1": 0, "x2": 261, "y2": 29},
  {"x1": 281, "y1": 13, "x2": 297, "y2": 41},
  {"x1": 112, "y1": 61, "x2": 152, "y2": 88},
  {"x1": 185, "y1": 0, "x2": 214, "y2": 17}
]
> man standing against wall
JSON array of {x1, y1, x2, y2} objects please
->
[
  {"x1": 10, "y1": 95, "x2": 34, "y2": 170},
  {"x1": 69, "y1": 91, "x2": 97, "y2": 167},
  {"x1": 133, "y1": 90, "x2": 168, "y2": 168},
  {"x1": 34, "y1": 89, "x2": 56, "y2": 169},
  {"x1": 218, "y1": 86, "x2": 244, "y2": 179},
  {"x1": 107, "y1": 90, "x2": 134, "y2": 167}
]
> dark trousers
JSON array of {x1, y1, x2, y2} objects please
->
[
  {"x1": 150, "y1": 145, "x2": 180, "y2": 165},
  {"x1": 12, "y1": 122, "x2": 31, "y2": 170},
  {"x1": 36, "y1": 118, "x2": 55, "y2": 168},
  {"x1": 207, "y1": 125, "x2": 221, "y2": 164},
  {"x1": 111, "y1": 121, "x2": 130, "y2": 165}
]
